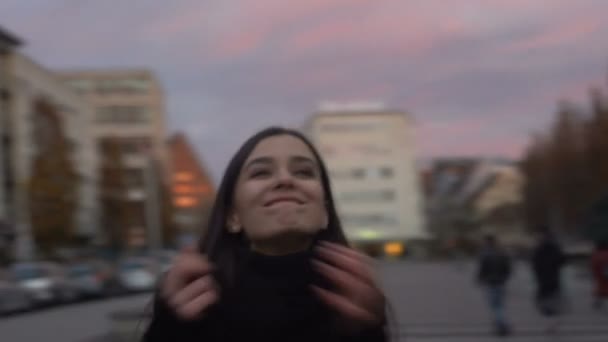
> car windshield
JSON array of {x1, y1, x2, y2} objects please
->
[
  {"x1": 12, "y1": 265, "x2": 46, "y2": 280},
  {"x1": 68, "y1": 265, "x2": 94, "y2": 277}
]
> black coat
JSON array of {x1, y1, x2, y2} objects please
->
[
  {"x1": 142, "y1": 249, "x2": 387, "y2": 342},
  {"x1": 477, "y1": 248, "x2": 512, "y2": 286},
  {"x1": 532, "y1": 240, "x2": 566, "y2": 297}
]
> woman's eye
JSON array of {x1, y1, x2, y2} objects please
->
[
  {"x1": 295, "y1": 169, "x2": 315, "y2": 177},
  {"x1": 250, "y1": 169, "x2": 271, "y2": 178}
]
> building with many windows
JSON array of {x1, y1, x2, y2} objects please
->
[
  {"x1": 167, "y1": 133, "x2": 215, "y2": 246},
  {"x1": 57, "y1": 69, "x2": 168, "y2": 248},
  {"x1": 0, "y1": 27, "x2": 98, "y2": 259},
  {"x1": 307, "y1": 104, "x2": 426, "y2": 256}
]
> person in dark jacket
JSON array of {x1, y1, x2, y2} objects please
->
[
  {"x1": 476, "y1": 235, "x2": 512, "y2": 336},
  {"x1": 142, "y1": 127, "x2": 387, "y2": 342},
  {"x1": 531, "y1": 227, "x2": 566, "y2": 333}
]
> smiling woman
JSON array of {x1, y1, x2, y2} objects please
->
[{"x1": 142, "y1": 127, "x2": 388, "y2": 342}]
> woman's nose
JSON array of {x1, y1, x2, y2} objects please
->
[{"x1": 275, "y1": 168, "x2": 294, "y2": 188}]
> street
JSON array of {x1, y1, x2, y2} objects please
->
[
  {"x1": 0, "y1": 294, "x2": 152, "y2": 342},
  {"x1": 1, "y1": 261, "x2": 607, "y2": 342}
]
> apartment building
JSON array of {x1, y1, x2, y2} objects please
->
[
  {"x1": 0, "y1": 27, "x2": 98, "y2": 259},
  {"x1": 57, "y1": 70, "x2": 168, "y2": 248},
  {"x1": 307, "y1": 104, "x2": 427, "y2": 255}
]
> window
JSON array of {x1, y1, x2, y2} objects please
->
[
  {"x1": 339, "y1": 190, "x2": 395, "y2": 203},
  {"x1": 174, "y1": 172, "x2": 194, "y2": 182},
  {"x1": 341, "y1": 213, "x2": 399, "y2": 227},
  {"x1": 121, "y1": 137, "x2": 151, "y2": 154},
  {"x1": 174, "y1": 196, "x2": 198, "y2": 208},
  {"x1": 66, "y1": 79, "x2": 93, "y2": 94},
  {"x1": 380, "y1": 167, "x2": 394, "y2": 178},
  {"x1": 96, "y1": 106, "x2": 150, "y2": 124},
  {"x1": 94, "y1": 78, "x2": 151, "y2": 95},
  {"x1": 351, "y1": 168, "x2": 365, "y2": 179},
  {"x1": 173, "y1": 185, "x2": 194, "y2": 194},
  {"x1": 319, "y1": 122, "x2": 380, "y2": 133},
  {"x1": 124, "y1": 169, "x2": 144, "y2": 187},
  {"x1": 331, "y1": 167, "x2": 394, "y2": 180}
]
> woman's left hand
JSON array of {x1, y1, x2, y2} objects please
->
[{"x1": 312, "y1": 241, "x2": 386, "y2": 333}]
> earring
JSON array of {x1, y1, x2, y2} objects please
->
[{"x1": 228, "y1": 223, "x2": 241, "y2": 233}]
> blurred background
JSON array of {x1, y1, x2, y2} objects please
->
[{"x1": 1, "y1": 1, "x2": 608, "y2": 341}]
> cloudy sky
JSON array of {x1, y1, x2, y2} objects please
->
[{"x1": 1, "y1": 0, "x2": 607, "y2": 181}]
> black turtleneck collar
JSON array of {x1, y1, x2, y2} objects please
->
[{"x1": 246, "y1": 246, "x2": 315, "y2": 277}]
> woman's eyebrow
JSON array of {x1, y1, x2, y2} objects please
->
[{"x1": 244, "y1": 156, "x2": 273, "y2": 170}]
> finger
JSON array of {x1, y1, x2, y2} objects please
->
[
  {"x1": 170, "y1": 276, "x2": 214, "y2": 308},
  {"x1": 316, "y1": 244, "x2": 375, "y2": 286},
  {"x1": 176, "y1": 290, "x2": 219, "y2": 321},
  {"x1": 164, "y1": 254, "x2": 213, "y2": 297},
  {"x1": 311, "y1": 285, "x2": 376, "y2": 323},
  {"x1": 313, "y1": 259, "x2": 372, "y2": 296}
]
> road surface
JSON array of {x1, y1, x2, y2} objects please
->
[{"x1": 1, "y1": 261, "x2": 607, "y2": 342}]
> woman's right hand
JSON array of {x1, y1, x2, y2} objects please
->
[{"x1": 161, "y1": 250, "x2": 219, "y2": 321}]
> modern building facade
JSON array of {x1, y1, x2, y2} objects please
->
[
  {"x1": 307, "y1": 104, "x2": 427, "y2": 255},
  {"x1": 57, "y1": 69, "x2": 168, "y2": 248},
  {"x1": 167, "y1": 133, "x2": 215, "y2": 245},
  {"x1": 0, "y1": 27, "x2": 98, "y2": 259}
]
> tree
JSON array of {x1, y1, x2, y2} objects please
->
[
  {"x1": 585, "y1": 88, "x2": 608, "y2": 202},
  {"x1": 546, "y1": 102, "x2": 587, "y2": 232},
  {"x1": 521, "y1": 70, "x2": 608, "y2": 240},
  {"x1": 27, "y1": 98, "x2": 80, "y2": 257},
  {"x1": 521, "y1": 134, "x2": 552, "y2": 231}
]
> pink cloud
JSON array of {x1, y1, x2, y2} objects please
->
[
  {"x1": 213, "y1": 30, "x2": 265, "y2": 60},
  {"x1": 284, "y1": 4, "x2": 469, "y2": 59},
  {"x1": 503, "y1": 16, "x2": 603, "y2": 53}
]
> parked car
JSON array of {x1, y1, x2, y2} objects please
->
[
  {"x1": 153, "y1": 250, "x2": 177, "y2": 274},
  {"x1": 10, "y1": 262, "x2": 79, "y2": 306},
  {"x1": 116, "y1": 257, "x2": 158, "y2": 293},
  {"x1": 0, "y1": 269, "x2": 33, "y2": 315},
  {"x1": 67, "y1": 261, "x2": 120, "y2": 299}
]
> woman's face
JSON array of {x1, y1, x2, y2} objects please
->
[{"x1": 230, "y1": 134, "x2": 328, "y2": 253}]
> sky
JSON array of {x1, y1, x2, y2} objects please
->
[{"x1": 1, "y1": 0, "x2": 607, "y2": 182}]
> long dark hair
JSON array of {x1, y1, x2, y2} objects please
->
[{"x1": 198, "y1": 127, "x2": 349, "y2": 288}]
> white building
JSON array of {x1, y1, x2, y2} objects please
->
[
  {"x1": 307, "y1": 105, "x2": 427, "y2": 253},
  {"x1": 0, "y1": 27, "x2": 98, "y2": 259},
  {"x1": 57, "y1": 69, "x2": 168, "y2": 249}
]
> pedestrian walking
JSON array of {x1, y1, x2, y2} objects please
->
[
  {"x1": 142, "y1": 127, "x2": 388, "y2": 342},
  {"x1": 476, "y1": 235, "x2": 513, "y2": 336},
  {"x1": 531, "y1": 227, "x2": 566, "y2": 334}
]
